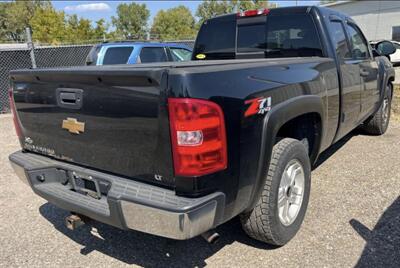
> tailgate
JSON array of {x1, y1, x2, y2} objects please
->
[{"x1": 10, "y1": 67, "x2": 174, "y2": 187}]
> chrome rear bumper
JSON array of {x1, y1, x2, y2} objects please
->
[{"x1": 9, "y1": 151, "x2": 225, "y2": 240}]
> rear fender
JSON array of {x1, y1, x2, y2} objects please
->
[{"x1": 246, "y1": 95, "x2": 325, "y2": 211}]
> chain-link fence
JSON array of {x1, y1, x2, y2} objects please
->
[
  {"x1": 0, "y1": 47, "x2": 32, "y2": 113},
  {"x1": 0, "y1": 36, "x2": 194, "y2": 113}
]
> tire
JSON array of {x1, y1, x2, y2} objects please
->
[
  {"x1": 363, "y1": 83, "x2": 392, "y2": 135},
  {"x1": 240, "y1": 138, "x2": 311, "y2": 246}
]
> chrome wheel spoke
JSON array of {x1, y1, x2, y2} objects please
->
[
  {"x1": 278, "y1": 195, "x2": 287, "y2": 209},
  {"x1": 282, "y1": 200, "x2": 290, "y2": 224},
  {"x1": 292, "y1": 185, "x2": 302, "y2": 196},
  {"x1": 278, "y1": 159, "x2": 305, "y2": 226},
  {"x1": 289, "y1": 194, "x2": 301, "y2": 205},
  {"x1": 381, "y1": 97, "x2": 390, "y2": 124},
  {"x1": 290, "y1": 166, "x2": 301, "y2": 186},
  {"x1": 282, "y1": 171, "x2": 291, "y2": 187}
]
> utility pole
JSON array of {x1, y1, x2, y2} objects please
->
[{"x1": 25, "y1": 27, "x2": 36, "y2": 69}]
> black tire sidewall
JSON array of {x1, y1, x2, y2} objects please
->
[{"x1": 268, "y1": 140, "x2": 311, "y2": 245}]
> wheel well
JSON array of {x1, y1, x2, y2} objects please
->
[{"x1": 275, "y1": 113, "x2": 322, "y2": 163}]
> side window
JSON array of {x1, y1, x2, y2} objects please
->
[
  {"x1": 102, "y1": 46, "x2": 133, "y2": 65},
  {"x1": 170, "y1": 48, "x2": 192, "y2": 61},
  {"x1": 264, "y1": 14, "x2": 323, "y2": 58},
  {"x1": 329, "y1": 21, "x2": 351, "y2": 60},
  {"x1": 346, "y1": 23, "x2": 370, "y2": 59},
  {"x1": 140, "y1": 47, "x2": 168, "y2": 63}
]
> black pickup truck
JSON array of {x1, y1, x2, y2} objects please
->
[{"x1": 9, "y1": 6, "x2": 396, "y2": 246}]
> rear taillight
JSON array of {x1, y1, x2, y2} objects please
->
[
  {"x1": 168, "y1": 98, "x2": 227, "y2": 177},
  {"x1": 8, "y1": 89, "x2": 22, "y2": 138},
  {"x1": 237, "y1": 8, "x2": 270, "y2": 17}
]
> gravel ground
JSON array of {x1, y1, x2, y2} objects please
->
[{"x1": 0, "y1": 114, "x2": 399, "y2": 268}]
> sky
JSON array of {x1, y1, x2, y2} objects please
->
[{"x1": 52, "y1": 1, "x2": 321, "y2": 24}]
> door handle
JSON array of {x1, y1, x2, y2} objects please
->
[{"x1": 360, "y1": 69, "x2": 370, "y2": 77}]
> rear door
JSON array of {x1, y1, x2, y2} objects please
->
[
  {"x1": 100, "y1": 46, "x2": 135, "y2": 65},
  {"x1": 138, "y1": 47, "x2": 169, "y2": 63},
  {"x1": 328, "y1": 18, "x2": 363, "y2": 138},
  {"x1": 345, "y1": 22, "x2": 379, "y2": 118}
]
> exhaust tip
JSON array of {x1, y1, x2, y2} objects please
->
[{"x1": 201, "y1": 230, "x2": 220, "y2": 244}]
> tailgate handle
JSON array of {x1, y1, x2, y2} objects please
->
[
  {"x1": 60, "y1": 92, "x2": 77, "y2": 103},
  {"x1": 56, "y1": 88, "x2": 83, "y2": 109}
]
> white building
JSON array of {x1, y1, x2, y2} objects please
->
[{"x1": 324, "y1": 0, "x2": 400, "y2": 41}]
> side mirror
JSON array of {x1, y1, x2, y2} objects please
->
[{"x1": 376, "y1": 40, "x2": 396, "y2": 56}]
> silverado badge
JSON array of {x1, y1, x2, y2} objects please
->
[{"x1": 62, "y1": 118, "x2": 85, "y2": 134}]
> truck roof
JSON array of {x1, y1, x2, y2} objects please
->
[{"x1": 206, "y1": 5, "x2": 353, "y2": 23}]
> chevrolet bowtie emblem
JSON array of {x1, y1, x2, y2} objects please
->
[{"x1": 62, "y1": 118, "x2": 85, "y2": 134}]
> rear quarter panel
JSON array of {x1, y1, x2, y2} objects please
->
[{"x1": 168, "y1": 58, "x2": 339, "y2": 221}]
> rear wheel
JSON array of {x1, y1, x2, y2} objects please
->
[
  {"x1": 363, "y1": 84, "x2": 392, "y2": 135},
  {"x1": 240, "y1": 138, "x2": 311, "y2": 246}
]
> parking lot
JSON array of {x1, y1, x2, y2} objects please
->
[{"x1": 0, "y1": 112, "x2": 399, "y2": 267}]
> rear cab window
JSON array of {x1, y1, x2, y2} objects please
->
[
  {"x1": 193, "y1": 15, "x2": 236, "y2": 59},
  {"x1": 193, "y1": 9, "x2": 323, "y2": 60},
  {"x1": 102, "y1": 46, "x2": 134, "y2": 65}
]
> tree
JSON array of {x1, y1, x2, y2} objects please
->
[
  {"x1": 93, "y1": 19, "x2": 108, "y2": 41},
  {"x1": 65, "y1": 15, "x2": 106, "y2": 43},
  {"x1": 0, "y1": 0, "x2": 50, "y2": 41},
  {"x1": 0, "y1": 2, "x2": 11, "y2": 41},
  {"x1": 151, "y1": 6, "x2": 196, "y2": 40},
  {"x1": 29, "y1": 5, "x2": 67, "y2": 45},
  {"x1": 75, "y1": 18, "x2": 94, "y2": 42},
  {"x1": 112, "y1": 3, "x2": 150, "y2": 39},
  {"x1": 196, "y1": 0, "x2": 233, "y2": 27},
  {"x1": 230, "y1": 0, "x2": 277, "y2": 12},
  {"x1": 195, "y1": 0, "x2": 277, "y2": 28}
]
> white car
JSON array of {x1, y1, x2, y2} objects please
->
[{"x1": 391, "y1": 41, "x2": 400, "y2": 66}]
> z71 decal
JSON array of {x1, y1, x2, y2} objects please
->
[{"x1": 244, "y1": 97, "x2": 272, "y2": 117}]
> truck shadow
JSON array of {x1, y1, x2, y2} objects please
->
[
  {"x1": 37, "y1": 126, "x2": 384, "y2": 266},
  {"x1": 39, "y1": 203, "x2": 277, "y2": 267},
  {"x1": 313, "y1": 127, "x2": 362, "y2": 169},
  {"x1": 350, "y1": 196, "x2": 400, "y2": 268}
]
